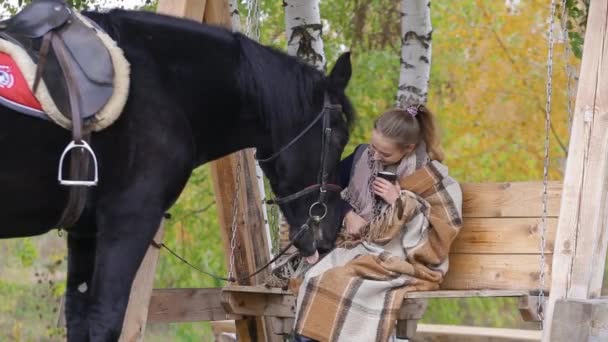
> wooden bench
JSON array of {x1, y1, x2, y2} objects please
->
[{"x1": 220, "y1": 181, "x2": 561, "y2": 338}]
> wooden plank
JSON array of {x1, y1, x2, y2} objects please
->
[
  {"x1": 550, "y1": 298, "x2": 608, "y2": 342},
  {"x1": 204, "y1": 0, "x2": 277, "y2": 340},
  {"x1": 416, "y1": 324, "x2": 541, "y2": 341},
  {"x1": 224, "y1": 285, "x2": 292, "y2": 295},
  {"x1": 156, "y1": 0, "x2": 207, "y2": 21},
  {"x1": 406, "y1": 289, "x2": 529, "y2": 299},
  {"x1": 221, "y1": 287, "x2": 297, "y2": 317},
  {"x1": 119, "y1": 223, "x2": 164, "y2": 342},
  {"x1": 461, "y1": 182, "x2": 561, "y2": 218},
  {"x1": 442, "y1": 254, "x2": 551, "y2": 291},
  {"x1": 452, "y1": 218, "x2": 557, "y2": 254},
  {"x1": 147, "y1": 288, "x2": 239, "y2": 323},
  {"x1": 544, "y1": 0, "x2": 608, "y2": 340},
  {"x1": 567, "y1": 4, "x2": 608, "y2": 299},
  {"x1": 203, "y1": 0, "x2": 231, "y2": 26}
]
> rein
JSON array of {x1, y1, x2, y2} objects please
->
[{"x1": 154, "y1": 94, "x2": 345, "y2": 282}]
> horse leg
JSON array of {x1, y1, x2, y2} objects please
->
[
  {"x1": 65, "y1": 232, "x2": 96, "y2": 342},
  {"x1": 86, "y1": 211, "x2": 163, "y2": 342}
]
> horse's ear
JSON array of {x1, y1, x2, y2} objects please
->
[{"x1": 328, "y1": 52, "x2": 352, "y2": 90}]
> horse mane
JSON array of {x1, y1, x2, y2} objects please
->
[
  {"x1": 236, "y1": 37, "x2": 354, "y2": 143},
  {"x1": 86, "y1": 9, "x2": 354, "y2": 144}
]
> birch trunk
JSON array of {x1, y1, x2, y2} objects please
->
[
  {"x1": 397, "y1": 0, "x2": 432, "y2": 107},
  {"x1": 227, "y1": 0, "x2": 240, "y2": 32},
  {"x1": 284, "y1": 0, "x2": 326, "y2": 71}
]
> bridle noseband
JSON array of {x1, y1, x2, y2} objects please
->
[{"x1": 256, "y1": 94, "x2": 344, "y2": 246}]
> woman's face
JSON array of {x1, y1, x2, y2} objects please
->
[{"x1": 370, "y1": 129, "x2": 415, "y2": 166}]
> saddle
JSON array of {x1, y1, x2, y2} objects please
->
[
  {"x1": 0, "y1": 0, "x2": 115, "y2": 228},
  {"x1": 0, "y1": 0, "x2": 114, "y2": 124}
]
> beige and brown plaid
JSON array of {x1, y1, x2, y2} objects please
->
[{"x1": 294, "y1": 160, "x2": 463, "y2": 342}]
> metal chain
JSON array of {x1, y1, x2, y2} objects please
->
[
  {"x1": 539, "y1": 0, "x2": 557, "y2": 326},
  {"x1": 227, "y1": 155, "x2": 242, "y2": 281}
]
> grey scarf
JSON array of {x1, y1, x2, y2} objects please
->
[{"x1": 341, "y1": 142, "x2": 430, "y2": 221}]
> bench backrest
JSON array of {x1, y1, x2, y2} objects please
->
[{"x1": 441, "y1": 181, "x2": 562, "y2": 291}]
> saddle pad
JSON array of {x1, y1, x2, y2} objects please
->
[
  {"x1": 0, "y1": 52, "x2": 45, "y2": 119},
  {"x1": 0, "y1": 12, "x2": 130, "y2": 132}
]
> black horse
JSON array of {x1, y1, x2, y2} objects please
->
[{"x1": 0, "y1": 9, "x2": 353, "y2": 341}]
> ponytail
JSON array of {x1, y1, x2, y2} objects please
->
[{"x1": 374, "y1": 105, "x2": 444, "y2": 162}]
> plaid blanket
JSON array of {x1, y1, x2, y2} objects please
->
[{"x1": 293, "y1": 161, "x2": 462, "y2": 341}]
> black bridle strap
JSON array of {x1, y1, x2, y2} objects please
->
[
  {"x1": 256, "y1": 108, "x2": 326, "y2": 163},
  {"x1": 317, "y1": 110, "x2": 333, "y2": 202},
  {"x1": 256, "y1": 94, "x2": 342, "y2": 164},
  {"x1": 266, "y1": 183, "x2": 342, "y2": 205}
]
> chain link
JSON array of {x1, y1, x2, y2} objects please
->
[
  {"x1": 539, "y1": 0, "x2": 557, "y2": 326},
  {"x1": 228, "y1": 155, "x2": 242, "y2": 281}
]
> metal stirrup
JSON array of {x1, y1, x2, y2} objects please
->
[{"x1": 57, "y1": 140, "x2": 99, "y2": 186}]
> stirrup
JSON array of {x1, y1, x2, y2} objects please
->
[{"x1": 57, "y1": 140, "x2": 99, "y2": 186}]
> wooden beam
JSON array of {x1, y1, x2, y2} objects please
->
[
  {"x1": 119, "y1": 223, "x2": 164, "y2": 342},
  {"x1": 405, "y1": 289, "x2": 529, "y2": 299},
  {"x1": 203, "y1": 0, "x2": 231, "y2": 26},
  {"x1": 221, "y1": 287, "x2": 297, "y2": 317},
  {"x1": 156, "y1": 0, "x2": 207, "y2": 21},
  {"x1": 442, "y1": 254, "x2": 551, "y2": 291},
  {"x1": 461, "y1": 182, "x2": 561, "y2": 218},
  {"x1": 147, "y1": 288, "x2": 239, "y2": 323},
  {"x1": 204, "y1": 1, "x2": 277, "y2": 341},
  {"x1": 452, "y1": 217, "x2": 557, "y2": 254},
  {"x1": 544, "y1": 0, "x2": 608, "y2": 339},
  {"x1": 549, "y1": 298, "x2": 608, "y2": 342},
  {"x1": 208, "y1": 321, "x2": 543, "y2": 342},
  {"x1": 416, "y1": 324, "x2": 541, "y2": 341}
]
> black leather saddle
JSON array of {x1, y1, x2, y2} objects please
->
[
  {"x1": 0, "y1": 0, "x2": 115, "y2": 122},
  {"x1": 0, "y1": 0, "x2": 116, "y2": 229}
]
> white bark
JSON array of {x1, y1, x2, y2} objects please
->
[
  {"x1": 284, "y1": 0, "x2": 326, "y2": 71},
  {"x1": 227, "y1": 0, "x2": 241, "y2": 32},
  {"x1": 397, "y1": 0, "x2": 432, "y2": 107}
]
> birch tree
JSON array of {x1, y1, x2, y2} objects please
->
[
  {"x1": 227, "y1": 0, "x2": 240, "y2": 32},
  {"x1": 284, "y1": 0, "x2": 325, "y2": 71},
  {"x1": 397, "y1": 0, "x2": 432, "y2": 107},
  {"x1": 281, "y1": 0, "x2": 326, "y2": 265}
]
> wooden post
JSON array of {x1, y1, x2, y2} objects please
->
[
  {"x1": 204, "y1": 1, "x2": 279, "y2": 341},
  {"x1": 119, "y1": 222, "x2": 165, "y2": 342},
  {"x1": 119, "y1": 1, "x2": 208, "y2": 341},
  {"x1": 543, "y1": 0, "x2": 608, "y2": 340},
  {"x1": 550, "y1": 298, "x2": 608, "y2": 341}
]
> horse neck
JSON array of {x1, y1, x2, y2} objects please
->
[
  {"x1": 98, "y1": 10, "x2": 323, "y2": 164},
  {"x1": 236, "y1": 37, "x2": 326, "y2": 156}
]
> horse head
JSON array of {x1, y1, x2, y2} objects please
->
[{"x1": 255, "y1": 53, "x2": 354, "y2": 258}]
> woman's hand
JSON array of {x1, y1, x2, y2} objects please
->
[
  {"x1": 343, "y1": 210, "x2": 367, "y2": 236},
  {"x1": 373, "y1": 177, "x2": 401, "y2": 205}
]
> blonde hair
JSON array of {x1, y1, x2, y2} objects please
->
[{"x1": 374, "y1": 105, "x2": 444, "y2": 162}]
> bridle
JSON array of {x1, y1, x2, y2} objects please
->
[
  {"x1": 256, "y1": 93, "x2": 344, "y2": 245},
  {"x1": 151, "y1": 94, "x2": 347, "y2": 283}
]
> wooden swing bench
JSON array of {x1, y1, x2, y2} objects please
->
[{"x1": 214, "y1": 181, "x2": 561, "y2": 339}]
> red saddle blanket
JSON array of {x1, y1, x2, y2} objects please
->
[{"x1": 0, "y1": 52, "x2": 45, "y2": 118}]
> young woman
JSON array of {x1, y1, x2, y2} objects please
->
[
  {"x1": 341, "y1": 105, "x2": 444, "y2": 236},
  {"x1": 294, "y1": 105, "x2": 462, "y2": 342}
]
